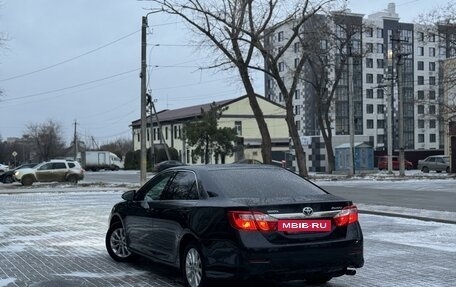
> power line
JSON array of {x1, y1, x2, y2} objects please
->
[
  {"x1": 1, "y1": 68, "x2": 140, "y2": 103},
  {"x1": 0, "y1": 30, "x2": 141, "y2": 82}
]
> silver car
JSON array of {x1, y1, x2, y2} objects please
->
[{"x1": 417, "y1": 155, "x2": 450, "y2": 173}]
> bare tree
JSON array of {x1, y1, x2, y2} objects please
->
[
  {"x1": 149, "y1": 0, "x2": 337, "y2": 176},
  {"x1": 26, "y1": 120, "x2": 66, "y2": 161}
]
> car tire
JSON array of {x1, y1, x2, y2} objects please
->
[
  {"x1": 436, "y1": 170, "x2": 442, "y2": 173},
  {"x1": 305, "y1": 274, "x2": 333, "y2": 285},
  {"x1": 3, "y1": 175, "x2": 13, "y2": 184},
  {"x1": 21, "y1": 175, "x2": 34, "y2": 186},
  {"x1": 447, "y1": 167, "x2": 451, "y2": 173},
  {"x1": 182, "y1": 243, "x2": 207, "y2": 287},
  {"x1": 106, "y1": 222, "x2": 136, "y2": 262},
  {"x1": 421, "y1": 166, "x2": 429, "y2": 173},
  {"x1": 67, "y1": 175, "x2": 79, "y2": 185}
]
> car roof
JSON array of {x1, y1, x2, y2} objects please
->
[{"x1": 166, "y1": 164, "x2": 281, "y2": 172}]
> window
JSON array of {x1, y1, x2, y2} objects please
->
[
  {"x1": 377, "y1": 43, "x2": 384, "y2": 53},
  {"x1": 377, "y1": 134, "x2": 384, "y2": 144},
  {"x1": 137, "y1": 133, "x2": 140, "y2": 142},
  {"x1": 366, "y1": 43, "x2": 373, "y2": 53},
  {"x1": 377, "y1": 89, "x2": 384, "y2": 99},
  {"x1": 418, "y1": 76, "x2": 424, "y2": 85},
  {"x1": 377, "y1": 119, "x2": 385, "y2": 128},
  {"x1": 366, "y1": 89, "x2": 374, "y2": 99},
  {"x1": 294, "y1": 105, "x2": 300, "y2": 115},
  {"x1": 430, "y1": 134, "x2": 436, "y2": 143},
  {"x1": 418, "y1": 119, "x2": 425, "y2": 129},
  {"x1": 429, "y1": 62, "x2": 436, "y2": 71},
  {"x1": 294, "y1": 42, "x2": 300, "y2": 53},
  {"x1": 365, "y1": 27, "x2": 373, "y2": 37},
  {"x1": 141, "y1": 172, "x2": 174, "y2": 201},
  {"x1": 366, "y1": 58, "x2": 373, "y2": 68},
  {"x1": 418, "y1": 105, "x2": 424, "y2": 114},
  {"x1": 429, "y1": 76, "x2": 436, "y2": 85},
  {"x1": 52, "y1": 162, "x2": 66, "y2": 169},
  {"x1": 377, "y1": 74, "x2": 384, "y2": 84},
  {"x1": 147, "y1": 130, "x2": 150, "y2": 142},
  {"x1": 366, "y1": 104, "x2": 374, "y2": 114},
  {"x1": 429, "y1": 47, "x2": 436, "y2": 57},
  {"x1": 430, "y1": 120, "x2": 436, "y2": 128},
  {"x1": 165, "y1": 127, "x2": 169, "y2": 140},
  {"x1": 366, "y1": 74, "x2": 373, "y2": 83},
  {"x1": 278, "y1": 31, "x2": 284, "y2": 42},
  {"x1": 417, "y1": 61, "x2": 424, "y2": 70},
  {"x1": 417, "y1": 31, "x2": 424, "y2": 41},
  {"x1": 294, "y1": 58, "x2": 299, "y2": 68},
  {"x1": 174, "y1": 126, "x2": 179, "y2": 139},
  {"x1": 279, "y1": 92, "x2": 283, "y2": 102},
  {"x1": 418, "y1": 134, "x2": 425, "y2": 143},
  {"x1": 429, "y1": 90, "x2": 436, "y2": 100},
  {"x1": 367, "y1": 119, "x2": 374, "y2": 129},
  {"x1": 295, "y1": 89, "x2": 300, "y2": 99},
  {"x1": 295, "y1": 120, "x2": 300, "y2": 130},
  {"x1": 377, "y1": 59, "x2": 384, "y2": 68},
  {"x1": 278, "y1": 62, "x2": 285, "y2": 72},
  {"x1": 377, "y1": 104, "x2": 385, "y2": 114},
  {"x1": 429, "y1": 105, "x2": 436, "y2": 114},
  {"x1": 429, "y1": 33, "x2": 436, "y2": 42},
  {"x1": 418, "y1": 46, "x2": 424, "y2": 56},
  {"x1": 418, "y1": 90, "x2": 424, "y2": 100},
  {"x1": 377, "y1": 28, "x2": 383, "y2": 38},
  {"x1": 234, "y1": 121, "x2": 242, "y2": 136},
  {"x1": 161, "y1": 171, "x2": 199, "y2": 200}
]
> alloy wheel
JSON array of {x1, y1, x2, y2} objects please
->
[
  {"x1": 185, "y1": 247, "x2": 202, "y2": 287},
  {"x1": 109, "y1": 227, "x2": 131, "y2": 258}
]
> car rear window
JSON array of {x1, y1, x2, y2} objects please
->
[
  {"x1": 207, "y1": 168, "x2": 326, "y2": 198},
  {"x1": 68, "y1": 163, "x2": 75, "y2": 168}
]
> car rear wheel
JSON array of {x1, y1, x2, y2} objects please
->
[
  {"x1": 67, "y1": 175, "x2": 79, "y2": 185},
  {"x1": 106, "y1": 222, "x2": 135, "y2": 262},
  {"x1": 21, "y1": 175, "x2": 34, "y2": 186},
  {"x1": 421, "y1": 166, "x2": 429, "y2": 173},
  {"x1": 182, "y1": 243, "x2": 206, "y2": 287}
]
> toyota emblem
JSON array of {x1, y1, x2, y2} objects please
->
[{"x1": 303, "y1": 207, "x2": 313, "y2": 216}]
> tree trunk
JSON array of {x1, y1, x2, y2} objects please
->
[
  {"x1": 284, "y1": 100, "x2": 308, "y2": 177},
  {"x1": 238, "y1": 67, "x2": 273, "y2": 164}
]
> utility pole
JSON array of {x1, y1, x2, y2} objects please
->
[
  {"x1": 73, "y1": 120, "x2": 78, "y2": 160},
  {"x1": 147, "y1": 94, "x2": 155, "y2": 168},
  {"x1": 149, "y1": 93, "x2": 171, "y2": 160},
  {"x1": 140, "y1": 15, "x2": 148, "y2": 184},
  {"x1": 140, "y1": 10, "x2": 161, "y2": 184},
  {"x1": 391, "y1": 30, "x2": 409, "y2": 177},
  {"x1": 348, "y1": 49, "x2": 355, "y2": 176}
]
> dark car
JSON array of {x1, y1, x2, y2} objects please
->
[
  {"x1": 378, "y1": 156, "x2": 413, "y2": 170},
  {"x1": 154, "y1": 160, "x2": 186, "y2": 172},
  {"x1": 0, "y1": 163, "x2": 38, "y2": 184},
  {"x1": 105, "y1": 165, "x2": 363, "y2": 287}
]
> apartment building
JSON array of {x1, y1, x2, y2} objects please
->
[{"x1": 265, "y1": 3, "x2": 456, "y2": 172}]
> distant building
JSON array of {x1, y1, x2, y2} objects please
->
[
  {"x1": 265, "y1": 3, "x2": 456, "y2": 171},
  {"x1": 130, "y1": 95, "x2": 289, "y2": 164}
]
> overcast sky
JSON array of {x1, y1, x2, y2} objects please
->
[{"x1": 0, "y1": 0, "x2": 450, "y2": 146}]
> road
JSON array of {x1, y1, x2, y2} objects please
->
[
  {"x1": 0, "y1": 191, "x2": 454, "y2": 287},
  {"x1": 82, "y1": 171, "x2": 456, "y2": 212}
]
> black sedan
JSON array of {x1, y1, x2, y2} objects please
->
[
  {"x1": 0, "y1": 163, "x2": 37, "y2": 184},
  {"x1": 105, "y1": 165, "x2": 363, "y2": 287}
]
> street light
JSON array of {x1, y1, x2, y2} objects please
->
[{"x1": 140, "y1": 9, "x2": 162, "y2": 185}]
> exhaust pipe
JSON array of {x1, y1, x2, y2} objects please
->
[{"x1": 345, "y1": 269, "x2": 356, "y2": 276}]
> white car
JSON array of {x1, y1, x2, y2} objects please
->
[
  {"x1": 0, "y1": 164, "x2": 9, "y2": 173},
  {"x1": 13, "y1": 159, "x2": 84, "y2": 186}
]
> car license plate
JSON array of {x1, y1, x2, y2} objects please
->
[{"x1": 278, "y1": 219, "x2": 331, "y2": 232}]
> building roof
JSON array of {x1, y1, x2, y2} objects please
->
[{"x1": 131, "y1": 94, "x2": 284, "y2": 127}]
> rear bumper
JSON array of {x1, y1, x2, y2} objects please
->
[{"x1": 202, "y1": 231, "x2": 363, "y2": 280}]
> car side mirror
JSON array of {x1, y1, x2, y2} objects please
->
[{"x1": 122, "y1": 190, "x2": 136, "y2": 201}]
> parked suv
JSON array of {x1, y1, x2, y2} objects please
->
[
  {"x1": 13, "y1": 159, "x2": 84, "y2": 186},
  {"x1": 417, "y1": 155, "x2": 450, "y2": 173}
]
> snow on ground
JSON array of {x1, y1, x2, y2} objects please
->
[{"x1": 0, "y1": 278, "x2": 15, "y2": 287}]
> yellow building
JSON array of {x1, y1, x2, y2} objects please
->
[{"x1": 130, "y1": 95, "x2": 289, "y2": 164}]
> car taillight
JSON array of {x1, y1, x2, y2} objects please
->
[
  {"x1": 333, "y1": 205, "x2": 358, "y2": 227},
  {"x1": 228, "y1": 211, "x2": 278, "y2": 232}
]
